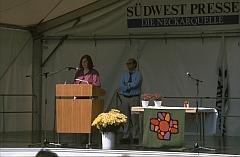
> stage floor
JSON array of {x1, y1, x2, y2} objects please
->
[
  {"x1": 1, "y1": 148, "x2": 240, "y2": 157},
  {"x1": 0, "y1": 131, "x2": 240, "y2": 156}
]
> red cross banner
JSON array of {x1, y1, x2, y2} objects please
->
[{"x1": 142, "y1": 108, "x2": 185, "y2": 148}]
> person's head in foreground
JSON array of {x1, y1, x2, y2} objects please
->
[{"x1": 35, "y1": 149, "x2": 58, "y2": 157}]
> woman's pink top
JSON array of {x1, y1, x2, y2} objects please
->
[{"x1": 74, "y1": 69, "x2": 101, "y2": 87}]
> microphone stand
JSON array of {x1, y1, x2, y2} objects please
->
[
  {"x1": 187, "y1": 74, "x2": 215, "y2": 152},
  {"x1": 28, "y1": 67, "x2": 74, "y2": 148},
  {"x1": 42, "y1": 72, "x2": 53, "y2": 147}
]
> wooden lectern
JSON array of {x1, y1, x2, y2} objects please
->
[{"x1": 56, "y1": 84, "x2": 105, "y2": 134}]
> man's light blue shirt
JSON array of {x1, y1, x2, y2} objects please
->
[{"x1": 119, "y1": 70, "x2": 142, "y2": 96}]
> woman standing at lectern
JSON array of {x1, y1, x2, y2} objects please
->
[
  {"x1": 73, "y1": 54, "x2": 101, "y2": 146},
  {"x1": 74, "y1": 55, "x2": 101, "y2": 87}
]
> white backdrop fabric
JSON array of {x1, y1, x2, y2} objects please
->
[
  {"x1": 0, "y1": 27, "x2": 239, "y2": 136},
  {"x1": 0, "y1": 28, "x2": 32, "y2": 132},
  {"x1": 226, "y1": 37, "x2": 240, "y2": 136},
  {"x1": 42, "y1": 37, "x2": 240, "y2": 136}
]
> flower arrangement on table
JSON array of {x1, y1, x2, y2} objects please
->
[
  {"x1": 152, "y1": 93, "x2": 163, "y2": 101},
  {"x1": 141, "y1": 93, "x2": 163, "y2": 101},
  {"x1": 92, "y1": 109, "x2": 127, "y2": 133},
  {"x1": 141, "y1": 93, "x2": 164, "y2": 107},
  {"x1": 141, "y1": 93, "x2": 154, "y2": 101}
]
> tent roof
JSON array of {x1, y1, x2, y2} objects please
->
[{"x1": 0, "y1": 0, "x2": 98, "y2": 27}]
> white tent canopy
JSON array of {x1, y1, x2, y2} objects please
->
[{"x1": 0, "y1": 0, "x2": 99, "y2": 27}]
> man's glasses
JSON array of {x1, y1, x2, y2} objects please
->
[{"x1": 126, "y1": 62, "x2": 133, "y2": 65}]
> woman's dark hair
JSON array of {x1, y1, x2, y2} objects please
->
[{"x1": 79, "y1": 54, "x2": 94, "y2": 69}]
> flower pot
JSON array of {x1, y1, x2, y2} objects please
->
[
  {"x1": 102, "y1": 132, "x2": 115, "y2": 149},
  {"x1": 154, "y1": 101, "x2": 162, "y2": 107},
  {"x1": 141, "y1": 100, "x2": 149, "y2": 107}
]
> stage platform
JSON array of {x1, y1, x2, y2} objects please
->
[
  {"x1": 1, "y1": 148, "x2": 240, "y2": 157},
  {"x1": 0, "y1": 131, "x2": 240, "y2": 156}
]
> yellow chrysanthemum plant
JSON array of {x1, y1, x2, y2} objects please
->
[{"x1": 92, "y1": 109, "x2": 127, "y2": 133}]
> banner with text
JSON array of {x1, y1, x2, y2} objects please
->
[{"x1": 127, "y1": 0, "x2": 240, "y2": 28}]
